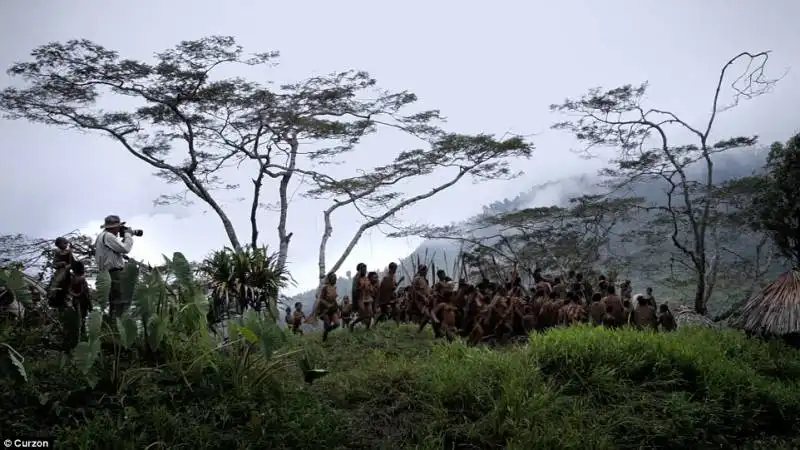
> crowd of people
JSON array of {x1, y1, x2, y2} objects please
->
[
  {"x1": 287, "y1": 262, "x2": 678, "y2": 344},
  {"x1": 4, "y1": 214, "x2": 680, "y2": 348}
]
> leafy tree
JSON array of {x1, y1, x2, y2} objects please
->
[
  {"x1": 0, "y1": 36, "x2": 441, "y2": 274},
  {"x1": 549, "y1": 51, "x2": 780, "y2": 314},
  {"x1": 392, "y1": 195, "x2": 638, "y2": 283},
  {"x1": 305, "y1": 133, "x2": 533, "y2": 281},
  {"x1": 748, "y1": 133, "x2": 800, "y2": 267},
  {"x1": 711, "y1": 175, "x2": 781, "y2": 294}
]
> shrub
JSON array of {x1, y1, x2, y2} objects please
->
[{"x1": 2, "y1": 251, "x2": 323, "y2": 449}]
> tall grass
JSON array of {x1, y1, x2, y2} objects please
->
[{"x1": 288, "y1": 324, "x2": 800, "y2": 449}]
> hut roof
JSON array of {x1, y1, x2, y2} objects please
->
[
  {"x1": 730, "y1": 270, "x2": 800, "y2": 336},
  {"x1": 673, "y1": 304, "x2": 715, "y2": 327}
]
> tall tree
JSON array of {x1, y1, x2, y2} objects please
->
[
  {"x1": 550, "y1": 51, "x2": 779, "y2": 314},
  {"x1": 0, "y1": 36, "x2": 441, "y2": 273},
  {"x1": 749, "y1": 133, "x2": 800, "y2": 267},
  {"x1": 304, "y1": 133, "x2": 534, "y2": 281}
]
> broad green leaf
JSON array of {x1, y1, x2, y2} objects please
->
[
  {"x1": 171, "y1": 252, "x2": 194, "y2": 291},
  {"x1": 73, "y1": 340, "x2": 100, "y2": 375},
  {"x1": 85, "y1": 373, "x2": 99, "y2": 389},
  {"x1": 1, "y1": 344, "x2": 27, "y2": 383},
  {"x1": 147, "y1": 315, "x2": 167, "y2": 351},
  {"x1": 132, "y1": 275, "x2": 152, "y2": 318},
  {"x1": 8, "y1": 351, "x2": 28, "y2": 383},
  {"x1": 116, "y1": 315, "x2": 139, "y2": 349},
  {"x1": 87, "y1": 310, "x2": 103, "y2": 342},
  {"x1": 119, "y1": 262, "x2": 140, "y2": 305},
  {"x1": 91, "y1": 270, "x2": 112, "y2": 310},
  {"x1": 235, "y1": 326, "x2": 259, "y2": 344}
]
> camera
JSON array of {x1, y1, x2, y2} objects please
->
[{"x1": 120, "y1": 225, "x2": 144, "y2": 237}]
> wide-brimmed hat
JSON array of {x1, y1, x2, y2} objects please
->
[{"x1": 100, "y1": 215, "x2": 124, "y2": 229}]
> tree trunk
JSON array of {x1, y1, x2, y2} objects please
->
[
  {"x1": 317, "y1": 207, "x2": 335, "y2": 281},
  {"x1": 208, "y1": 198, "x2": 243, "y2": 252},
  {"x1": 272, "y1": 138, "x2": 299, "y2": 322},
  {"x1": 693, "y1": 266, "x2": 707, "y2": 315},
  {"x1": 249, "y1": 170, "x2": 266, "y2": 248}
]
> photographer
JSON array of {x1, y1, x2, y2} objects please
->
[{"x1": 94, "y1": 215, "x2": 137, "y2": 319}]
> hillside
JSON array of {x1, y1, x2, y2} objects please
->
[
  {"x1": 292, "y1": 149, "x2": 784, "y2": 315},
  {"x1": 21, "y1": 323, "x2": 800, "y2": 449}
]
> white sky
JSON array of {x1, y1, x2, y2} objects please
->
[{"x1": 1, "y1": 0, "x2": 798, "y2": 294}]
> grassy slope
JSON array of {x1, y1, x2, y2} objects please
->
[
  {"x1": 289, "y1": 324, "x2": 800, "y2": 449},
  {"x1": 5, "y1": 323, "x2": 800, "y2": 449}
]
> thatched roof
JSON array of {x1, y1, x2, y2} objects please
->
[
  {"x1": 730, "y1": 270, "x2": 800, "y2": 336},
  {"x1": 673, "y1": 304, "x2": 715, "y2": 327}
]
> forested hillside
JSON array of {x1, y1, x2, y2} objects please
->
[{"x1": 291, "y1": 147, "x2": 786, "y2": 317}]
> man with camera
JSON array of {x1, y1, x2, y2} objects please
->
[{"x1": 94, "y1": 215, "x2": 141, "y2": 319}]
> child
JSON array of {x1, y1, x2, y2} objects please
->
[
  {"x1": 47, "y1": 237, "x2": 75, "y2": 308},
  {"x1": 290, "y1": 302, "x2": 305, "y2": 335}
]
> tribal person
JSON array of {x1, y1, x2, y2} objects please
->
[
  {"x1": 377, "y1": 262, "x2": 400, "y2": 324},
  {"x1": 317, "y1": 272, "x2": 341, "y2": 341},
  {"x1": 47, "y1": 236, "x2": 76, "y2": 308}
]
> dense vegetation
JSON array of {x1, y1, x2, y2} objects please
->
[{"x1": 4, "y1": 312, "x2": 800, "y2": 449}]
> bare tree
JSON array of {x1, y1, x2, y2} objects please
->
[{"x1": 550, "y1": 51, "x2": 781, "y2": 314}]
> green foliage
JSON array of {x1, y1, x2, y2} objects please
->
[
  {"x1": 200, "y1": 246, "x2": 291, "y2": 321},
  {"x1": 1, "y1": 247, "x2": 318, "y2": 449},
  {"x1": 222, "y1": 309, "x2": 299, "y2": 394},
  {"x1": 61, "y1": 253, "x2": 213, "y2": 390},
  {"x1": 91, "y1": 269, "x2": 111, "y2": 312},
  {"x1": 0, "y1": 265, "x2": 32, "y2": 308},
  {"x1": 286, "y1": 325, "x2": 800, "y2": 449},
  {"x1": 0, "y1": 343, "x2": 27, "y2": 383},
  {"x1": 750, "y1": 134, "x2": 800, "y2": 266},
  {"x1": 5, "y1": 316, "x2": 800, "y2": 448}
]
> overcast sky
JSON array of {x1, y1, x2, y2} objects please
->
[{"x1": 1, "y1": 0, "x2": 798, "y2": 294}]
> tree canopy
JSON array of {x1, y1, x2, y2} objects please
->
[
  {"x1": 748, "y1": 134, "x2": 800, "y2": 267},
  {"x1": 0, "y1": 36, "x2": 533, "y2": 285}
]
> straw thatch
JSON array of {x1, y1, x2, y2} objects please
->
[
  {"x1": 673, "y1": 304, "x2": 714, "y2": 328},
  {"x1": 730, "y1": 270, "x2": 800, "y2": 336}
]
